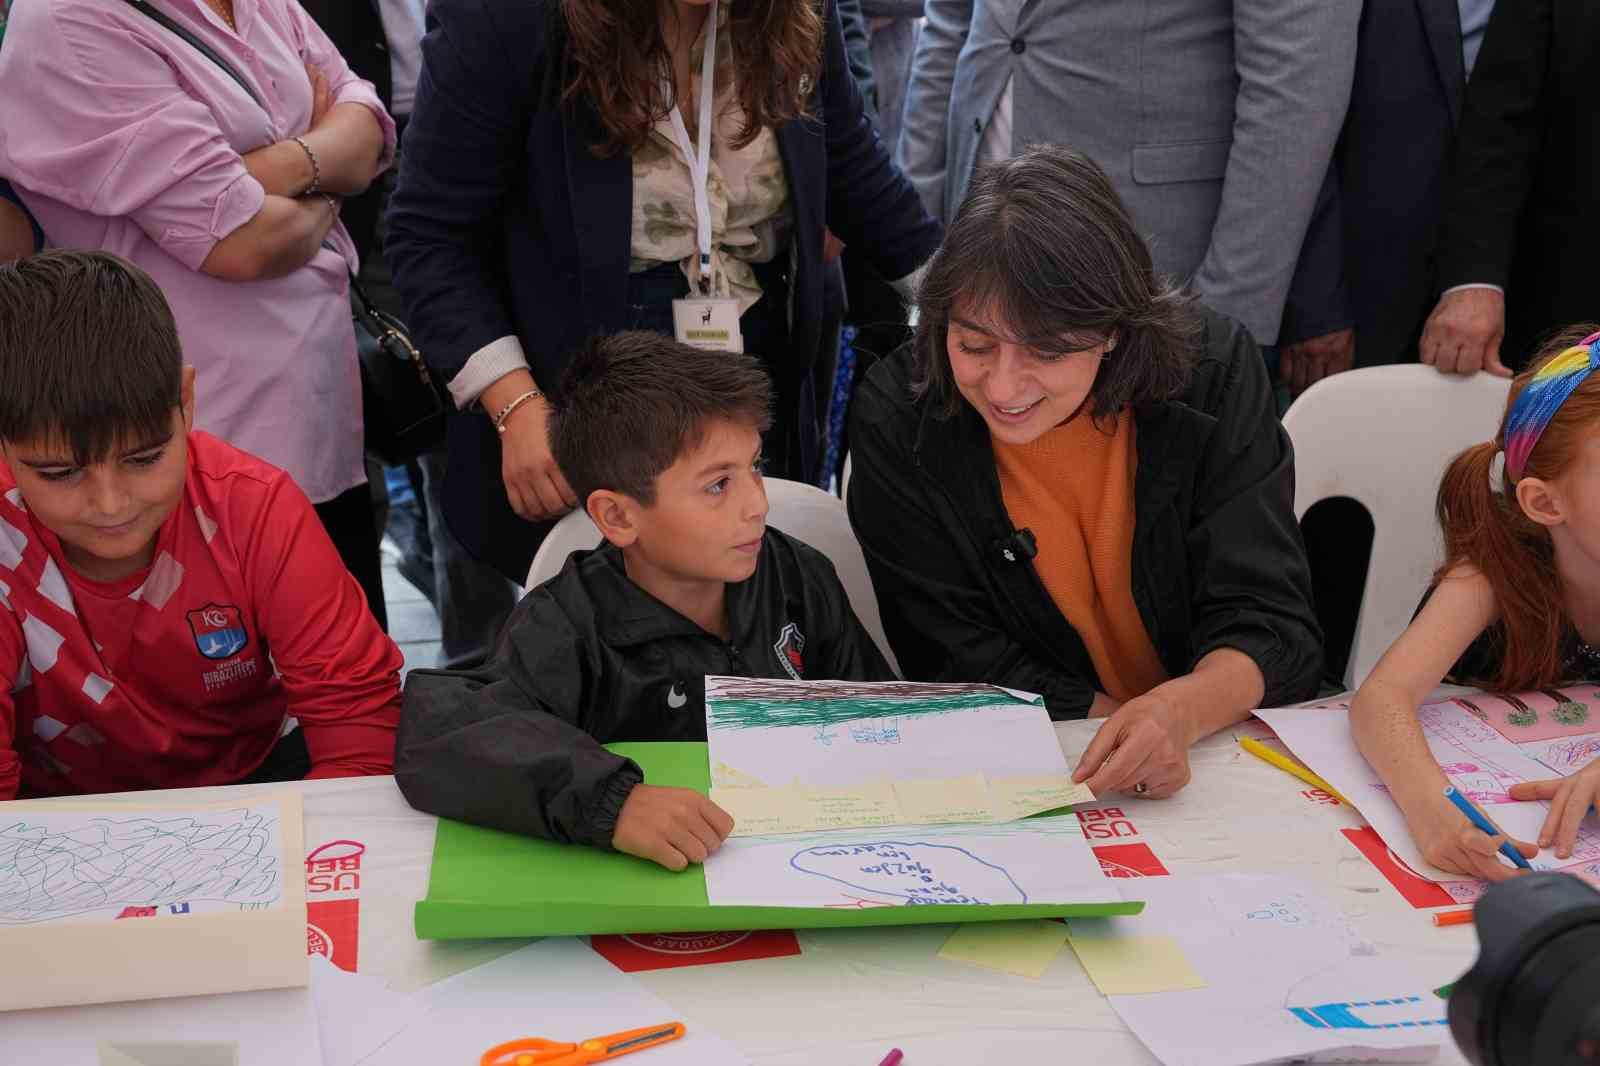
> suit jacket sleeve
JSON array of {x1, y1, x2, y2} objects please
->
[
  {"x1": 1279, "y1": 164, "x2": 1354, "y2": 347},
  {"x1": 1185, "y1": 316, "x2": 1324, "y2": 705},
  {"x1": 847, "y1": 392, "x2": 1099, "y2": 718},
  {"x1": 394, "y1": 595, "x2": 644, "y2": 846},
  {"x1": 1190, "y1": 0, "x2": 1360, "y2": 347},
  {"x1": 819, "y1": 0, "x2": 944, "y2": 281},
  {"x1": 892, "y1": 0, "x2": 972, "y2": 223},
  {"x1": 836, "y1": 0, "x2": 880, "y2": 122},
  {"x1": 1434, "y1": 0, "x2": 1552, "y2": 291},
  {"x1": 385, "y1": 0, "x2": 541, "y2": 381}
]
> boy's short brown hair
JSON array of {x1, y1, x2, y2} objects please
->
[
  {"x1": 549, "y1": 331, "x2": 773, "y2": 505},
  {"x1": 0, "y1": 251, "x2": 183, "y2": 462}
]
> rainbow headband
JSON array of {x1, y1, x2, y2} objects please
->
[{"x1": 1503, "y1": 331, "x2": 1600, "y2": 482}]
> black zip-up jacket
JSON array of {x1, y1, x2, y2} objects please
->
[
  {"x1": 846, "y1": 307, "x2": 1323, "y2": 719},
  {"x1": 394, "y1": 529, "x2": 894, "y2": 845}
]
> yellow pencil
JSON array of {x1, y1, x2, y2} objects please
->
[{"x1": 1238, "y1": 736, "x2": 1351, "y2": 804}]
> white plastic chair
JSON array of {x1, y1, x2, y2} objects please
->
[
  {"x1": 523, "y1": 478, "x2": 901, "y2": 675},
  {"x1": 1283, "y1": 364, "x2": 1512, "y2": 690}
]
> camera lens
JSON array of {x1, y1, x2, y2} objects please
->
[{"x1": 1450, "y1": 873, "x2": 1600, "y2": 1065}]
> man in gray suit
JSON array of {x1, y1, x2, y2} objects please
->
[{"x1": 897, "y1": 0, "x2": 1360, "y2": 354}]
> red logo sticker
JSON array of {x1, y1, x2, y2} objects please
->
[
  {"x1": 1341, "y1": 827, "x2": 1455, "y2": 908},
  {"x1": 590, "y1": 929, "x2": 802, "y2": 973},
  {"x1": 1076, "y1": 805, "x2": 1142, "y2": 841},
  {"x1": 1093, "y1": 842, "x2": 1170, "y2": 878},
  {"x1": 306, "y1": 839, "x2": 366, "y2": 972}
]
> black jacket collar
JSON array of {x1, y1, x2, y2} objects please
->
[{"x1": 577, "y1": 536, "x2": 771, "y2": 649}]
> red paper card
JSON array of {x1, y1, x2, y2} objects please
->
[
  {"x1": 1342, "y1": 827, "x2": 1455, "y2": 908},
  {"x1": 590, "y1": 929, "x2": 802, "y2": 973},
  {"x1": 1093, "y1": 842, "x2": 1170, "y2": 878}
]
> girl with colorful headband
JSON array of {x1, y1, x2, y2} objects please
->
[{"x1": 1351, "y1": 325, "x2": 1600, "y2": 881}]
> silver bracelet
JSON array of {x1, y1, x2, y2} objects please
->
[
  {"x1": 292, "y1": 136, "x2": 322, "y2": 196},
  {"x1": 492, "y1": 389, "x2": 543, "y2": 434}
]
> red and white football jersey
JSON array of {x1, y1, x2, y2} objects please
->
[{"x1": 0, "y1": 432, "x2": 402, "y2": 798}]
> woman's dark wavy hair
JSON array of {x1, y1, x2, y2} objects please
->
[
  {"x1": 562, "y1": 0, "x2": 822, "y2": 157},
  {"x1": 913, "y1": 146, "x2": 1197, "y2": 421}
]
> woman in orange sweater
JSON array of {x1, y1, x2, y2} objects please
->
[{"x1": 848, "y1": 146, "x2": 1322, "y2": 800}]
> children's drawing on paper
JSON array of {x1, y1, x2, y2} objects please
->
[
  {"x1": 789, "y1": 840, "x2": 1028, "y2": 905},
  {"x1": 1524, "y1": 734, "x2": 1600, "y2": 776},
  {"x1": 848, "y1": 719, "x2": 902, "y2": 745},
  {"x1": 705, "y1": 677, "x2": 1037, "y2": 731},
  {"x1": 705, "y1": 677, "x2": 1070, "y2": 795},
  {"x1": 1419, "y1": 703, "x2": 1531, "y2": 804},
  {"x1": 0, "y1": 805, "x2": 284, "y2": 924},
  {"x1": 1287, "y1": 996, "x2": 1448, "y2": 1032},
  {"x1": 1451, "y1": 685, "x2": 1600, "y2": 743}
]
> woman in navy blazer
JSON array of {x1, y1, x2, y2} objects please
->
[{"x1": 387, "y1": 0, "x2": 942, "y2": 584}]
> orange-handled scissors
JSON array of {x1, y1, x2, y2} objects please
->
[{"x1": 480, "y1": 1022, "x2": 685, "y2": 1066}]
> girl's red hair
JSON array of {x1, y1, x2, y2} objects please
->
[{"x1": 1436, "y1": 324, "x2": 1600, "y2": 690}]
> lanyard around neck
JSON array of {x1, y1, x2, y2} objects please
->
[{"x1": 665, "y1": 2, "x2": 720, "y2": 295}]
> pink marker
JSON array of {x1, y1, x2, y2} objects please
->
[{"x1": 878, "y1": 1050, "x2": 904, "y2": 1066}]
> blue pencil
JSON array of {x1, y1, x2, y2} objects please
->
[{"x1": 1443, "y1": 786, "x2": 1534, "y2": 871}]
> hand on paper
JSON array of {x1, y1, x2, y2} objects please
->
[
  {"x1": 612, "y1": 784, "x2": 736, "y2": 871},
  {"x1": 1511, "y1": 767, "x2": 1600, "y2": 859},
  {"x1": 1072, "y1": 692, "x2": 1192, "y2": 799},
  {"x1": 1419, "y1": 288, "x2": 1510, "y2": 377},
  {"x1": 1411, "y1": 800, "x2": 1537, "y2": 881}
]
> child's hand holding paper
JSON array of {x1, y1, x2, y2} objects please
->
[{"x1": 612, "y1": 784, "x2": 735, "y2": 871}]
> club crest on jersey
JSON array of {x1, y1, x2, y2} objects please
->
[
  {"x1": 187, "y1": 603, "x2": 249, "y2": 660},
  {"x1": 773, "y1": 622, "x2": 805, "y2": 680}
]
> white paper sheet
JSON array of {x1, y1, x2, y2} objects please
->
[
  {"x1": 309, "y1": 956, "x2": 427, "y2": 1066},
  {"x1": 1082, "y1": 874, "x2": 1448, "y2": 1066},
  {"x1": 1, "y1": 983, "x2": 320, "y2": 1066},
  {"x1": 352, "y1": 938, "x2": 747, "y2": 1066},
  {"x1": 0, "y1": 801, "x2": 287, "y2": 924},
  {"x1": 1520, "y1": 730, "x2": 1600, "y2": 777},
  {"x1": 704, "y1": 677, "x2": 1069, "y2": 786},
  {"x1": 704, "y1": 816, "x2": 1120, "y2": 909},
  {"x1": 1258, "y1": 704, "x2": 1600, "y2": 884},
  {"x1": 0, "y1": 793, "x2": 307, "y2": 1011}
]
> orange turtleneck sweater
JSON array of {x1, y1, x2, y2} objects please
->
[{"x1": 992, "y1": 409, "x2": 1169, "y2": 702}]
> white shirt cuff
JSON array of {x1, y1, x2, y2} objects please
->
[
  {"x1": 447, "y1": 335, "x2": 532, "y2": 410},
  {"x1": 1441, "y1": 283, "x2": 1505, "y2": 297}
]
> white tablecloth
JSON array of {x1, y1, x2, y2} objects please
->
[{"x1": 15, "y1": 720, "x2": 1480, "y2": 1065}]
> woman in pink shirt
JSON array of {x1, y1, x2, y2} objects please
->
[{"x1": 0, "y1": 0, "x2": 395, "y2": 622}]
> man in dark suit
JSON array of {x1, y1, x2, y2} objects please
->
[
  {"x1": 1279, "y1": 0, "x2": 1481, "y2": 394},
  {"x1": 1419, "y1": 0, "x2": 1598, "y2": 376}
]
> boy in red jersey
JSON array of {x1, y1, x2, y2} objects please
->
[{"x1": 0, "y1": 251, "x2": 401, "y2": 799}]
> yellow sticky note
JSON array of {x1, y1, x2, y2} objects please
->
[
  {"x1": 714, "y1": 782, "x2": 902, "y2": 837},
  {"x1": 989, "y1": 774, "x2": 1097, "y2": 821},
  {"x1": 711, "y1": 762, "x2": 769, "y2": 788},
  {"x1": 712, "y1": 785, "x2": 816, "y2": 836},
  {"x1": 938, "y1": 920, "x2": 1070, "y2": 979},
  {"x1": 1064, "y1": 930, "x2": 1206, "y2": 995},
  {"x1": 803, "y1": 782, "x2": 901, "y2": 831},
  {"x1": 895, "y1": 774, "x2": 991, "y2": 824}
]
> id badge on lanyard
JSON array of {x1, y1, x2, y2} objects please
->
[{"x1": 666, "y1": 2, "x2": 743, "y2": 352}]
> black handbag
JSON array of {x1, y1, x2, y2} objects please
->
[
  {"x1": 120, "y1": 0, "x2": 449, "y2": 464},
  {"x1": 349, "y1": 270, "x2": 449, "y2": 465}
]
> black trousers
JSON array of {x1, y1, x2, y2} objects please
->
[{"x1": 313, "y1": 481, "x2": 388, "y2": 631}]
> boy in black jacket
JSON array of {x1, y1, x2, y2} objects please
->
[{"x1": 395, "y1": 332, "x2": 894, "y2": 870}]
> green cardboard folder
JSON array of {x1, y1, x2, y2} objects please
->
[{"x1": 415, "y1": 742, "x2": 1143, "y2": 939}]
